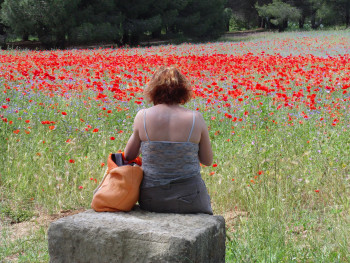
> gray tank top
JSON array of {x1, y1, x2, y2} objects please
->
[{"x1": 140, "y1": 110, "x2": 201, "y2": 188}]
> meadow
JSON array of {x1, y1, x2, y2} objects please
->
[{"x1": 1, "y1": 30, "x2": 349, "y2": 262}]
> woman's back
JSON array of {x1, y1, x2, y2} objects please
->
[
  {"x1": 138, "y1": 104, "x2": 201, "y2": 143},
  {"x1": 123, "y1": 66, "x2": 213, "y2": 214},
  {"x1": 127, "y1": 104, "x2": 212, "y2": 166},
  {"x1": 140, "y1": 106, "x2": 200, "y2": 188}
]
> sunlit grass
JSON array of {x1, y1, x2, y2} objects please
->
[{"x1": 1, "y1": 30, "x2": 349, "y2": 262}]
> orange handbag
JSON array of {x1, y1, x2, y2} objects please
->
[{"x1": 91, "y1": 153, "x2": 143, "y2": 212}]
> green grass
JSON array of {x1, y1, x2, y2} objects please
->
[
  {"x1": 1, "y1": 30, "x2": 349, "y2": 262},
  {"x1": 1, "y1": 226, "x2": 49, "y2": 262}
]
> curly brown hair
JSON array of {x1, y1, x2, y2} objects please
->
[{"x1": 144, "y1": 66, "x2": 192, "y2": 105}]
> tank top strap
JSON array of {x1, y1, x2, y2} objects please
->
[
  {"x1": 187, "y1": 111, "x2": 196, "y2": 142},
  {"x1": 143, "y1": 110, "x2": 150, "y2": 142}
]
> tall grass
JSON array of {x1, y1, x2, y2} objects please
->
[{"x1": 1, "y1": 30, "x2": 349, "y2": 262}]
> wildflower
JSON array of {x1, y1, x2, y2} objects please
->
[
  {"x1": 93, "y1": 128, "x2": 99, "y2": 132},
  {"x1": 62, "y1": 111, "x2": 67, "y2": 115},
  {"x1": 78, "y1": 186, "x2": 83, "y2": 189},
  {"x1": 69, "y1": 159, "x2": 75, "y2": 163},
  {"x1": 110, "y1": 136, "x2": 115, "y2": 140}
]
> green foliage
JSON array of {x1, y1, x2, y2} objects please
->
[
  {"x1": 320, "y1": 0, "x2": 350, "y2": 27},
  {"x1": 69, "y1": 0, "x2": 124, "y2": 44},
  {"x1": 175, "y1": 0, "x2": 226, "y2": 39},
  {"x1": 223, "y1": 8, "x2": 233, "y2": 31},
  {"x1": 226, "y1": 0, "x2": 261, "y2": 29},
  {"x1": 256, "y1": 0, "x2": 301, "y2": 31},
  {"x1": 0, "y1": 0, "x2": 37, "y2": 38},
  {"x1": 0, "y1": 0, "x2": 227, "y2": 46},
  {"x1": 0, "y1": 0, "x2": 80, "y2": 47},
  {"x1": 229, "y1": 14, "x2": 249, "y2": 31}
]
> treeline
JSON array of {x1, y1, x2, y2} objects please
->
[
  {"x1": 0, "y1": 0, "x2": 349, "y2": 49},
  {"x1": 0, "y1": 0, "x2": 227, "y2": 48},
  {"x1": 227, "y1": 0, "x2": 350, "y2": 32}
]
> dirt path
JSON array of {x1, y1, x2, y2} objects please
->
[{"x1": 0, "y1": 208, "x2": 86, "y2": 242}]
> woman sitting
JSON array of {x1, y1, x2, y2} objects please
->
[{"x1": 124, "y1": 66, "x2": 213, "y2": 214}]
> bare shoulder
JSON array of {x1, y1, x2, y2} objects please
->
[
  {"x1": 135, "y1": 109, "x2": 145, "y2": 119},
  {"x1": 194, "y1": 111, "x2": 206, "y2": 128},
  {"x1": 133, "y1": 109, "x2": 146, "y2": 129}
]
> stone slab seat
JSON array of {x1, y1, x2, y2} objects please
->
[{"x1": 48, "y1": 208, "x2": 226, "y2": 263}]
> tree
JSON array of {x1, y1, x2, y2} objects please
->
[
  {"x1": 1, "y1": 0, "x2": 38, "y2": 40},
  {"x1": 175, "y1": 0, "x2": 226, "y2": 40},
  {"x1": 224, "y1": 8, "x2": 233, "y2": 31},
  {"x1": 322, "y1": 0, "x2": 350, "y2": 27},
  {"x1": 1, "y1": 0, "x2": 228, "y2": 47},
  {"x1": 226, "y1": 0, "x2": 265, "y2": 29},
  {"x1": 256, "y1": 0, "x2": 301, "y2": 31},
  {"x1": 286, "y1": 0, "x2": 314, "y2": 28},
  {"x1": 69, "y1": 0, "x2": 124, "y2": 45},
  {"x1": 1, "y1": 0, "x2": 79, "y2": 48},
  {"x1": 114, "y1": 0, "x2": 165, "y2": 45}
]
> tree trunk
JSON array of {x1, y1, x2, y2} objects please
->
[
  {"x1": 259, "y1": 17, "x2": 266, "y2": 29},
  {"x1": 311, "y1": 13, "x2": 317, "y2": 29},
  {"x1": 22, "y1": 33, "x2": 29, "y2": 41},
  {"x1": 152, "y1": 28, "x2": 161, "y2": 39},
  {"x1": 299, "y1": 15, "x2": 305, "y2": 29},
  {"x1": 55, "y1": 32, "x2": 66, "y2": 49},
  {"x1": 346, "y1": 3, "x2": 350, "y2": 28}
]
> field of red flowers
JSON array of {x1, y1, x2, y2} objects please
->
[
  {"x1": 1, "y1": 36, "x2": 349, "y2": 124},
  {"x1": 1, "y1": 31, "x2": 350, "y2": 261}
]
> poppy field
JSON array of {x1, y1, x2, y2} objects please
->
[{"x1": 1, "y1": 31, "x2": 350, "y2": 262}]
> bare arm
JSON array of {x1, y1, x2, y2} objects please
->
[
  {"x1": 124, "y1": 110, "x2": 143, "y2": 160},
  {"x1": 197, "y1": 113, "x2": 213, "y2": 166}
]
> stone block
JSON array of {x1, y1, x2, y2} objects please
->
[{"x1": 48, "y1": 208, "x2": 225, "y2": 263}]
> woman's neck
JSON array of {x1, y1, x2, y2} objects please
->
[{"x1": 155, "y1": 103, "x2": 181, "y2": 109}]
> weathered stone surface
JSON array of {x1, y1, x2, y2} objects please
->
[{"x1": 48, "y1": 208, "x2": 225, "y2": 263}]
